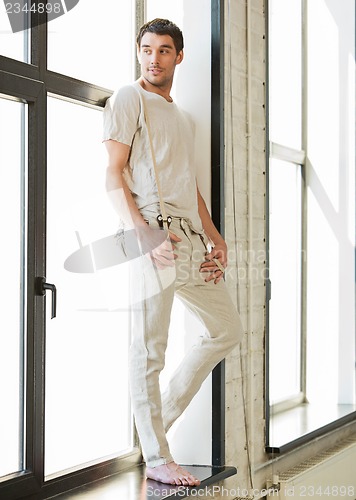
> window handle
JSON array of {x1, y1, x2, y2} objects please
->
[
  {"x1": 36, "y1": 277, "x2": 57, "y2": 319},
  {"x1": 266, "y1": 278, "x2": 272, "y2": 301}
]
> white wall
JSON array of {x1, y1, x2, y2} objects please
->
[
  {"x1": 145, "y1": 0, "x2": 212, "y2": 466},
  {"x1": 146, "y1": 0, "x2": 212, "y2": 204}
]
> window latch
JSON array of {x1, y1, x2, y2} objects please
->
[
  {"x1": 36, "y1": 277, "x2": 57, "y2": 319},
  {"x1": 266, "y1": 279, "x2": 272, "y2": 301}
]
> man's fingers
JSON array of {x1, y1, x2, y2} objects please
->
[
  {"x1": 150, "y1": 243, "x2": 177, "y2": 267},
  {"x1": 212, "y1": 258, "x2": 225, "y2": 273},
  {"x1": 203, "y1": 269, "x2": 224, "y2": 283},
  {"x1": 200, "y1": 258, "x2": 225, "y2": 284},
  {"x1": 200, "y1": 260, "x2": 225, "y2": 272},
  {"x1": 149, "y1": 253, "x2": 175, "y2": 268},
  {"x1": 168, "y1": 231, "x2": 182, "y2": 243},
  {"x1": 205, "y1": 252, "x2": 226, "y2": 267}
]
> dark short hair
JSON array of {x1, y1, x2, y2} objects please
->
[{"x1": 136, "y1": 18, "x2": 184, "y2": 54}]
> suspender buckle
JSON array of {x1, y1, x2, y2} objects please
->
[{"x1": 157, "y1": 214, "x2": 172, "y2": 229}]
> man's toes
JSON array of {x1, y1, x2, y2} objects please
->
[
  {"x1": 175, "y1": 477, "x2": 185, "y2": 486},
  {"x1": 175, "y1": 467, "x2": 200, "y2": 487},
  {"x1": 146, "y1": 463, "x2": 200, "y2": 487},
  {"x1": 181, "y1": 475, "x2": 190, "y2": 486},
  {"x1": 180, "y1": 477, "x2": 190, "y2": 486},
  {"x1": 189, "y1": 475, "x2": 200, "y2": 486},
  {"x1": 180, "y1": 471, "x2": 198, "y2": 486}
]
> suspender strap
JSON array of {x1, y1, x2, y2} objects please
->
[{"x1": 138, "y1": 90, "x2": 170, "y2": 233}]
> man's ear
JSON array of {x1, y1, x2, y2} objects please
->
[
  {"x1": 136, "y1": 44, "x2": 141, "y2": 64},
  {"x1": 176, "y1": 50, "x2": 184, "y2": 65}
]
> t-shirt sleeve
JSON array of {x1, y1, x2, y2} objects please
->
[{"x1": 102, "y1": 85, "x2": 141, "y2": 145}]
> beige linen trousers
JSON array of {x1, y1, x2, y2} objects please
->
[{"x1": 129, "y1": 216, "x2": 243, "y2": 468}]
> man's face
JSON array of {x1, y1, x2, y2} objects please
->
[{"x1": 137, "y1": 32, "x2": 183, "y2": 89}]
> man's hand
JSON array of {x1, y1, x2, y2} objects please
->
[
  {"x1": 136, "y1": 226, "x2": 182, "y2": 269},
  {"x1": 200, "y1": 242, "x2": 227, "y2": 284},
  {"x1": 150, "y1": 230, "x2": 182, "y2": 269}
]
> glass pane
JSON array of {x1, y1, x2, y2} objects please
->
[
  {"x1": 0, "y1": 5, "x2": 28, "y2": 62},
  {"x1": 269, "y1": 158, "x2": 302, "y2": 404},
  {"x1": 269, "y1": 0, "x2": 302, "y2": 150},
  {"x1": 45, "y1": 97, "x2": 132, "y2": 478},
  {"x1": 305, "y1": 0, "x2": 356, "y2": 407},
  {"x1": 47, "y1": 0, "x2": 135, "y2": 89},
  {"x1": 0, "y1": 97, "x2": 26, "y2": 477}
]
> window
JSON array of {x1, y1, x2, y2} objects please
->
[
  {"x1": 0, "y1": 2, "x2": 141, "y2": 498},
  {"x1": 267, "y1": 0, "x2": 356, "y2": 451},
  {"x1": 268, "y1": 0, "x2": 304, "y2": 413},
  {"x1": 0, "y1": 6, "x2": 29, "y2": 62},
  {"x1": 269, "y1": 157, "x2": 302, "y2": 406},
  {"x1": 47, "y1": 0, "x2": 135, "y2": 89},
  {"x1": 0, "y1": 97, "x2": 27, "y2": 478},
  {"x1": 45, "y1": 97, "x2": 132, "y2": 478}
]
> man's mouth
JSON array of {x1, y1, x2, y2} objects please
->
[{"x1": 149, "y1": 67, "x2": 162, "y2": 75}]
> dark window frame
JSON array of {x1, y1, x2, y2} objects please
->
[{"x1": 211, "y1": 0, "x2": 226, "y2": 467}]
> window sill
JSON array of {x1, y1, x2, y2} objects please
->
[
  {"x1": 267, "y1": 403, "x2": 356, "y2": 453},
  {"x1": 46, "y1": 464, "x2": 237, "y2": 499}
]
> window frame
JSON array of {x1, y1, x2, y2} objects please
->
[
  {"x1": 0, "y1": 1, "x2": 227, "y2": 497},
  {"x1": 211, "y1": 0, "x2": 226, "y2": 467}
]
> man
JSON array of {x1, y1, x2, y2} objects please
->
[{"x1": 103, "y1": 18, "x2": 243, "y2": 487}]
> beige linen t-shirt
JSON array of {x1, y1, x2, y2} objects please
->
[{"x1": 102, "y1": 81, "x2": 203, "y2": 232}]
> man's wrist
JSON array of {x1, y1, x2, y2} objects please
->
[{"x1": 210, "y1": 235, "x2": 226, "y2": 248}]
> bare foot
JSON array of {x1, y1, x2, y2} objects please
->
[{"x1": 146, "y1": 461, "x2": 201, "y2": 486}]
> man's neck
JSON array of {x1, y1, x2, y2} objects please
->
[{"x1": 138, "y1": 77, "x2": 173, "y2": 103}]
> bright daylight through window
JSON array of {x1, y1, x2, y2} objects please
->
[{"x1": 268, "y1": 0, "x2": 356, "y2": 449}]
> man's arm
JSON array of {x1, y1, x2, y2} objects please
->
[
  {"x1": 197, "y1": 187, "x2": 227, "y2": 284},
  {"x1": 105, "y1": 139, "x2": 180, "y2": 267},
  {"x1": 105, "y1": 139, "x2": 147, "y2": 229}
]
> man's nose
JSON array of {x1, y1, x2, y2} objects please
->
[{"x1": 149, "y1": 51, "x2": 160, "y2": 65}]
